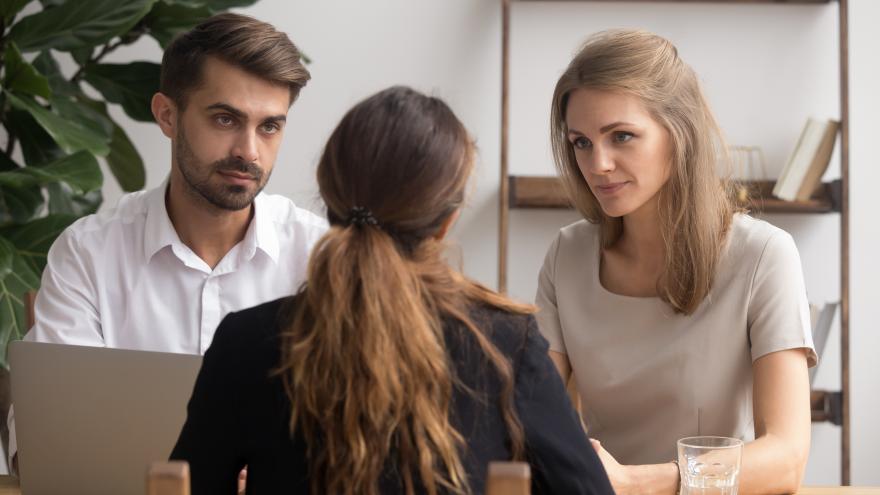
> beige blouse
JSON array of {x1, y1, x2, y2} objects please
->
[{"x1": 535, "y1": 214, "x2": 817, "y2": 465}]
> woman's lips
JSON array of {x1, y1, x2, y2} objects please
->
[{"x1": 594, "y1": 181, "x2": 629, "y2": 195}]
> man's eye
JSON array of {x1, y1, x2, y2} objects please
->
[
  {"x1": 261, "y1": 123, "x2": 280, "y2": 134},
  {"x1": 572, "y1": 136, "x2": 592, "y2": 150},
  {"x1": 216, "y1": 115, "x2": 235, "y2": 126}
]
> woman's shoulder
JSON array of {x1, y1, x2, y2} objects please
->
[
  {"x1": 542, "y1": 219, "x2": 600, "y2": 271},
  {"x1": 462, "y1": 305, "x2": 540, "y2": 357},
  {"x1": 557, "y1": 218, "x2": 600, "y2": 245},
  {"x1": 726, "y1": 214, "x2": 796, "y2": 258}
]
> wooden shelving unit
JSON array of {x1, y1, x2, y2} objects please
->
[
  {"x1": 498, "y1": 0, "x2": 850, "y2": 483},
  {"x1": 509, "y1": 176, "x2": 842, "y2": 214}
]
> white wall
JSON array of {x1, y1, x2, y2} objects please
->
[
  {"x1": 849, "y1": 0, "x2": 880, "y2": 486},
  {"x1": 96, "y1": 0, "x2": 877, "y2": 485}
]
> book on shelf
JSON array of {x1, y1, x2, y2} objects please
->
[
  {"x1": 772, "y1": 118, "x2": 839, "y2": 202},
  {"x1": 809, "y1": 301, "x2": 838, "y2": 382}
]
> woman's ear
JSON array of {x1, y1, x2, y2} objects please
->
[{"x1": 434, "y1": 209, "x2": 461, "y2": 240}]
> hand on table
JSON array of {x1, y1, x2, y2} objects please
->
[
  {"x1": 590, "y1": 439, "x2": 680, "y2": 495},
  {"x1": 590, "y1": 438, "x2": 632, "y2": 493},
  {"x1": 237, "y1": 466, "x2": 246, "y2": 495}
]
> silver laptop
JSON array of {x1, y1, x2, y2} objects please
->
[{"x1": 9, "y1": 341, "x2": 203, "y2": 495}]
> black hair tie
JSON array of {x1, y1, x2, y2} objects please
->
[{"x1": 346, "y1": 206, "x2": 380, "y2": 227}]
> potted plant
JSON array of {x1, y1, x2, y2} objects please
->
[{"x1": 0, "y1": 0, "x2": 258, "y2": 460}]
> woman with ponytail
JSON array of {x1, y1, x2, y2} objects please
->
[{"x1": 171, "y1": 86, "x2": 614, "y2": 495}]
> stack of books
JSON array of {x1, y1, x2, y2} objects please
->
[
  {"x1": 809, "y1": 301, "x2": 838, "y2": 382},
  {"x1": 772, "y1": 118, "x2": 840, "y2": 202}
]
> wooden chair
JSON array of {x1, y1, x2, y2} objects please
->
[
  {"x1": 146, "y1": 461, "x2": 190, "y2": 495},
  {"x1": 24, "y1": 291, "x2": 36, "y2": 329},
  {"x1": 485, "y1": 461, "x2": 531, "y2": 495}
]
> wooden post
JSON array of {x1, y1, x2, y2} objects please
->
[
  {"x1": 498, "y1": 0, "x2": 511, "y2": 293},
  {"x1": 24, "y1": 292, "x2": 36, "y2": 330},
  {"x1": 146, "y1": 461, "x2": 190, "y2": 495},
  {"x1": 486, "y1": 461, "x2": 531, "y2": 495},
  {"x1": 837, "y1": 0, "x2": 850, "y2": 485}
]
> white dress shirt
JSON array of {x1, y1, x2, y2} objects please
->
[
  {"x1": 8, "y1": 182, "x2": 327, "y2": 463},
  {"x1": 26, "y1": 182, "x2": 327, "y2": 353}
]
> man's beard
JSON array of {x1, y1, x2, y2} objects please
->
[{"x1": 174, "y1": 128, "x2": 270, "y2": 211}]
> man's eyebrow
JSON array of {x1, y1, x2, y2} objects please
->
[
  {"x1": 262, "y1": 115, "x2": 287, "y2": 124},
  {"x1": 205, "y1": 103, "x2": 245, "y2": 118}
]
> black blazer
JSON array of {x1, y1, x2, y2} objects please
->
[{"x1": 170, "y1": 297, "x2": 613, "y2": 494}]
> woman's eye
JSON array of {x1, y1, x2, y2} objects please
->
[
  {"x1": 614, "y1": 131, "x2": 634, "y2": 143},
  {"x1": 572, "y1": 136, "x2": 592, "y2": 150}
]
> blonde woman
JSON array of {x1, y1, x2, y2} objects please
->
[
  {"x1": 537, "y1": 30, "x2": 816, "y2": 494},
  {"x1": 171, "y1": 87, "x2": 614, "y2": 495}
]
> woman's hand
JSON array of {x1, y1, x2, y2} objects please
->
[
  {"x1": 237, "y1": 466, "x2": 247, "y2": 495},
  {"x1": 590, "y1": 438, "x2": 633, "y2": 493},
  {"x1": 590, "y1": 439, "x2": 679, "y2": 495}
]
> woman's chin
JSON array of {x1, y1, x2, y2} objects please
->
[{"x1": 598, "y1": 202, "x2": 631, "y2": 218}]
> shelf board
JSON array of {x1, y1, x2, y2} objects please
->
[
  {"x1": 514, "y1": 0, "x2": 834, "y2": 4},
  {"x1": 811, "y1": 390, "x2": 843, "y2": 425},
  {"x1": 508, "y1": 175, "x2": 841, "y2": 214}
]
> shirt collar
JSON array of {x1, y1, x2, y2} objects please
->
[
  {"x1": 143, "y1": 180, "x2": 183, "y2": 261},
  {"x1": 143, "y1": 182, "x2": 280, "y2": 265},
  {"x1": 249, "y1": 192, "x2": 280, "y2": 264}
]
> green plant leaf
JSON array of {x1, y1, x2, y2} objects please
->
[
  {"x1": 144, "y1": 1, "x2": 212, "y2": 48},
  {"x1": 0, "y1": 155, "x2": 18, "y2": 173},
  {"x1": 30, "y1": 155, "x2": 103, "y2": 194},
  {"x1": 6, "y1": 92, "x2": 111, "y2": 157},
  {"x1": 106, "y1": 122, "x2": 146, "y2": 192},
  {"x1": 159, "y1": 0, "x2": 257, "y2": 10},
  {"x1": 52, "y1": 96, "x2": 114, "y2": 138},
  {"x1": 70, "y1": 47, "x2": 94, "y2": 67},
  {"x1": 32, "y1": 51, "x2": 80, "y2": 98},
  {"x1": 71, "y1": 97, "x2": 146, "y2": 192},
  {"x1": 0, "y1": 185, "x2": 43, "y2": 225},
  {"x1": 0, "y1": 151, "x2": 103, "y2": 194},
  {"x1": 199, "y1": 0, "x2": 259, "y2": 11},
  {"x1": 0, "y1": 237, "x2": 42, "y2": 365},
  {"x1": 47, "y1": 182, "x2": 102, "y2": 218},
  {"x1": 3, "y1": 42, "x2": 52, "y2": 100},
  {"x1": 0, "y1": 239, "x2": 13, "y2": 279},
  {"x1": 83, "y1": 62, "x2": 159, "y2": 122},
  {"x1": 5, "y1": 109, "x2": 66, "y2": 166},
  {"x1": 9, "y1": 0, "x2": 158, "y2": 53},
  {"x1": 0, "y1": 0, "x2": 31, "y2": 24},
  {"x1": 0, "y1": 214, "x2": 77, "y2": 274}
]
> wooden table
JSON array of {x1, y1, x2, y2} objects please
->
[{"x1": 0, "y1": 475, "x2": 875, "y2": 494}]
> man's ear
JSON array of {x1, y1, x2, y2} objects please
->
[{"x1": 151, "y1": 93, "x2": 177, "y2": 139}]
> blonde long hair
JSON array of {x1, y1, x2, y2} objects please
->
[
  {"x1": 277, "y1": 87, "x2": 531, "y2": 495},
  {"x1": 550, "y1": 29, "x2": 736, "y2": 314}
]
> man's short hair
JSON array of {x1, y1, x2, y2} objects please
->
[{"x1": 160, "y1": 13, "x2": 310, "y2": 108}]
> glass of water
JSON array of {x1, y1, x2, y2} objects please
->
[{"x1": 677, "y1": 436, "x2": 743, "y2": 495}]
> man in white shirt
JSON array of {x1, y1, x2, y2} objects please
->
[{"x1": 8, "y1": 13, "x2": 327, "y2": 469}]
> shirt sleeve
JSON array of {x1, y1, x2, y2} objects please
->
[
  {"x1": 747, "y1": 230, "x2": 818, "y2": 367},
  {"x1": 169, "y1": 314, "x2": 245, "y2": 495},
  {"x1": 25, "y1": 228, "x2": 103, "y2": 346},
  {"x1": 534, "y1": 233, "x2": 567, "y2": 354},
  {"x1": 515, "y1": 316, "x2": 614, "y2": 495}
]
